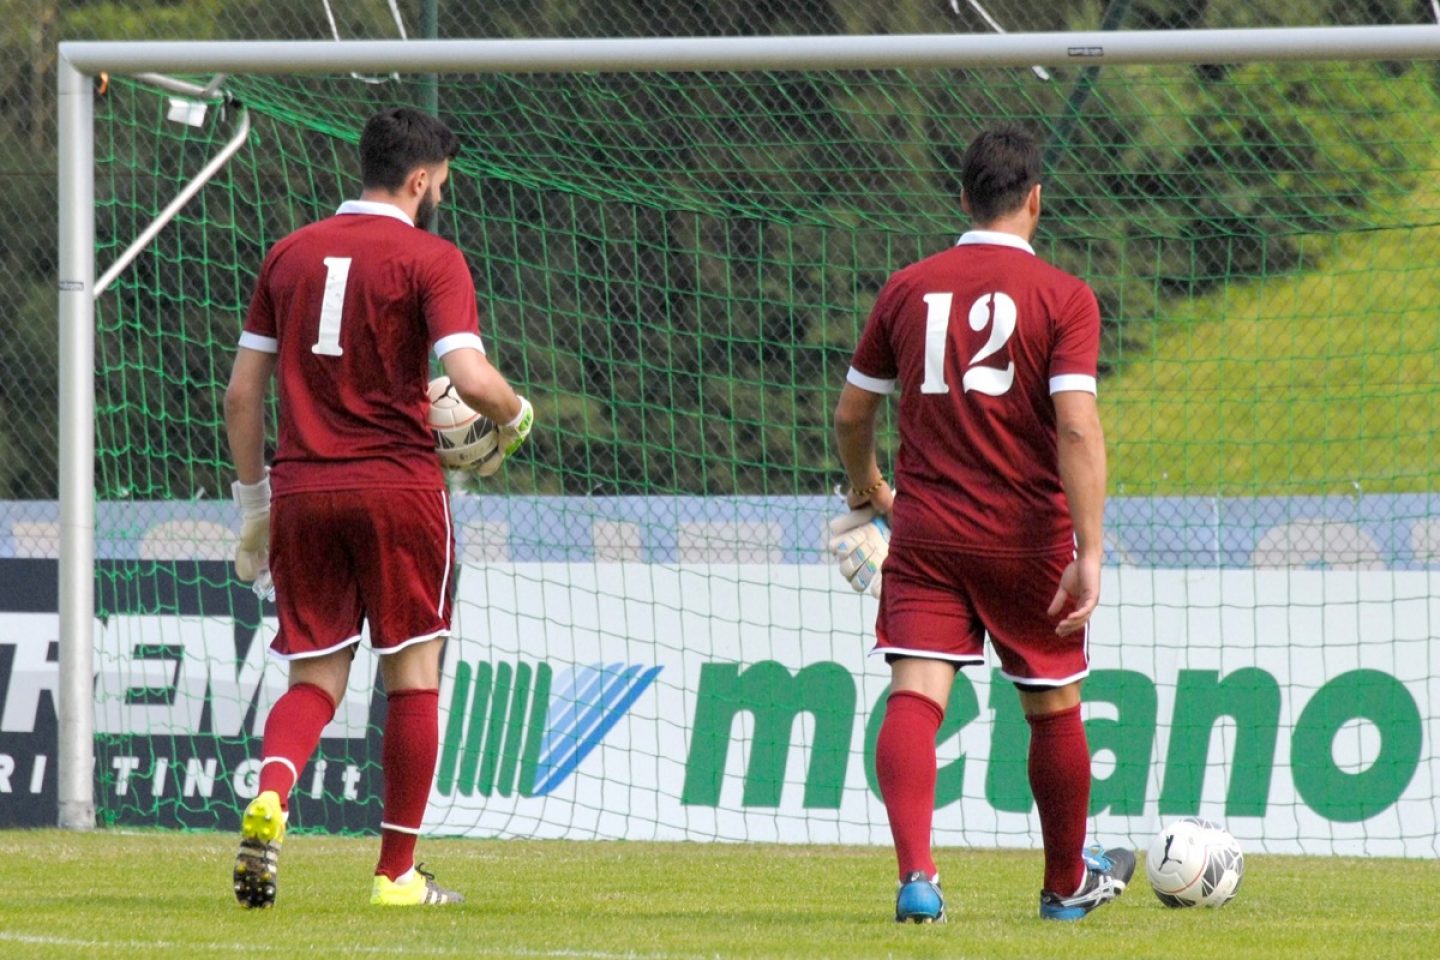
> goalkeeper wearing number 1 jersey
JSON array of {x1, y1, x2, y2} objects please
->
[
  {"x1": 833, "y1": 123, "x2": 1134, "y2": 923},
  {"x1": 223, "y1": 107, "x2": 532, "y2": 909}
]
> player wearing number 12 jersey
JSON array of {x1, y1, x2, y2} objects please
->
[
  {"x1": 834, "y1": 124, "x2": 1133, "y2": 922},
  {"x1": 224, "y1": 107, "x2": 532, "y2": 909}
]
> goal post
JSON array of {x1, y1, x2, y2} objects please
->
[
  {"x1": 53, "y1": 28, "x2": 1440, "y2": 849},
  {"x1": 57, "y1": 55, "x2": 96, "y2": 832}
]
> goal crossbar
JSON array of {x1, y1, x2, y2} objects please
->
[{"x1": 58, "y1": 26, "x2": 1440, "y2": 75}]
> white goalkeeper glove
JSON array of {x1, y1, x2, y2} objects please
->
[
  {"x1": 827, "y1": 505, "x2": 890, "y2": 598},
  {"x1": 232, "y1": 469, "x2": 273, "y2": 601},
  {"x1": 477, "y1": 395, "x2": 534, "y2": 478}
]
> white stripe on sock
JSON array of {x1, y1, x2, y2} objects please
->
[{"x1": 257, "y1": 756, "x2": 298, "y2": 789}]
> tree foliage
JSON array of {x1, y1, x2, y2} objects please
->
[{"x1": 2, "y1": 0, "x2": 1435, "y2": 499}]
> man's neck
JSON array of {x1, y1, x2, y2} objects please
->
[
  {"x1": 356, "y1": 190, "x2": 417, "y2": 222},
  {"x1": 969, "y1": 217, "x2": 1033, "y2": 242}
]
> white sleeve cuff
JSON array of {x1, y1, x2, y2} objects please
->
[
  {"x1": 1049, "y1": 374, "x2": 1097, "y2": 395},
  {"x1": 846, "y1": 366, "x2": 896, "y2": 395},
  {"x1": 238, "y1": 331, "x2": 278, "y2": 353},
  {"x1": 433, "y1": 332, "x2": 486, "y2": 359}
]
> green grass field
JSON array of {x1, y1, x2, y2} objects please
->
[{"x1": 2, "y1": 831, "x2": 1437, "y2": 959}]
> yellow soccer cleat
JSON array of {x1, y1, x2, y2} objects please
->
[
  {"x1": 370, "y1": 864, "x2": 465, "y2": 907},
  {"x1": 233, "y1": 790, "x2": 286, "y2": 909}
]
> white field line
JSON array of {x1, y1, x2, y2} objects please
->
[{"x1": 0, "y1": 931, "x2": 707, "y2": 960}]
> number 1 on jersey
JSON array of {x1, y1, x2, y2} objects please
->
[
  {"x1": 919, "y1": 290, "x2": 1017, "y2": 397},
  {"x1": 920, "y1": 292, "x2": 953, "y2": 394},
  {"x1": 311, "y1": 256, "x2": 352, "y2": 356}
]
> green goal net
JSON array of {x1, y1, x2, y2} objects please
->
[{"x1": 85, "y1": 57, "x2": 1440, "y2": 855}]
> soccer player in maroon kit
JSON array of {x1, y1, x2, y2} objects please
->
[
  {"x1": 224, "y1": 107, "x2": 532, "y2": 908},
  {"x1": 833, "y1": 124, "x2": 1134, "y2": 921}
]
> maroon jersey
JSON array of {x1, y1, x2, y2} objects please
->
[
  {"x1": 848, "y1": 231, "x2": 1101, "y2": 556},
  {"x1": 240, "y1": 201, "x2": 486, "y2": 495}
]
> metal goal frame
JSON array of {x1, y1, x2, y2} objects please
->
[{"x1": 55, "y1": 24, "x2": 1440, "y2": 829}]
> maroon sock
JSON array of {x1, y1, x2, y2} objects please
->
[
  {"x1": 376, "y1": 688, "x2": 440, "y2": 881},
  {"x1": 875, "y1": 690, "x2": 944, "y2": 880},
  {"x1": 1027, "y1": 703, "x2": 1091, "y2": 895},
  {"x1": 256, "y1": 682, "x2": 336, "y2": 811}
]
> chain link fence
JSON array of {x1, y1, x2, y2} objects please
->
[{"x1": 1, "y1": 0, "x2": 1432, "y2": 502}]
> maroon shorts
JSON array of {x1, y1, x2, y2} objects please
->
[
  {"x1": 873, "y1": 544, "x2": 1089, "y2": 686},
  {"x1": 268, "y1": 487, "x2": 454, "y2": 660}
]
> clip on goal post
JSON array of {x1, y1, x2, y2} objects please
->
[{"x1": 54, "y1": 25, "x2": 1440, "y2": 832}]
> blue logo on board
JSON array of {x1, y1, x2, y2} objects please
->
[{"x1": 436, "y1": 661, "x2": 662, "y2": 798}]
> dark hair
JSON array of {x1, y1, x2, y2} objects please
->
[
  {"x1": 359, "y1": 107, "x2": 461, "y2": 191},
  {"x1": 959, "y1": 123, "x2": 1042, "y2": 223}
]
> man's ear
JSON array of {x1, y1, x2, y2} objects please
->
[
  {"x1": 960, "y1": 189, "x2": 972, "y2": 217},
  {"x1": 1029, "y1": 182, "x2": 1042, "y2": 217}
]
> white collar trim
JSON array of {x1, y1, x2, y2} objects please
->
[
  {"x1": 955, "y1": 230, "x2": 1034, "y2": 255},
  {"x1": 336, "y1": 199, "x2": 414, "y2": 227}
]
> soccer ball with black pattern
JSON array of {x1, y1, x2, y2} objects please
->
[
  {"x1": 426, "y1": 376, "x2": 500, "y2": 472},
  {"x1": 1145, "y1": 818, "x2": 1245, "y2": 908}
]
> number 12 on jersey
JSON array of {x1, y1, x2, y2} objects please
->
[{"x1": 920, "y1": 291, "x2": 1017, "y2": 397}]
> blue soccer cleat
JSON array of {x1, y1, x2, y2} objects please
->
[
  {"x1": 1038, "y1": 846, "x2": 1136, "y2": 921},
  {"x1": 895, "y1": 870, "x2": 947, "y2": 924}
]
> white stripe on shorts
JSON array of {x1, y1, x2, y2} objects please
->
[{"x1": 436, "y1": 491, "x2": 452, "y2": 618}]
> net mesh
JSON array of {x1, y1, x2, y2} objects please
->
[{"x1": 86, "y1": 59, "x2": 1440, "y2": 854}]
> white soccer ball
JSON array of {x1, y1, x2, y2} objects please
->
[
  {"x1": 426, "y1": 376, "x2": 500, "y2": 472},
  {"x1": 1146, "y1": 818, "x2": 1245, "y2": 908}
]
